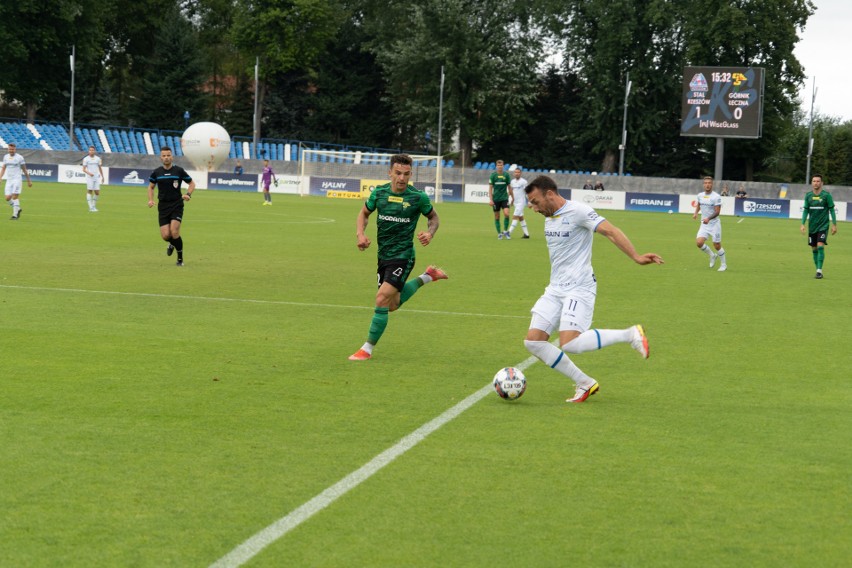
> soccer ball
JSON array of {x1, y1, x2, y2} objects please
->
[{"x1": 493, "y1": 367, "x2": 526, "y2": 400}]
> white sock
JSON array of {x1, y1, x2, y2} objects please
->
[
  {"x1": 562, "y1": 329, "x2": 632, "y2": 354},
  {"x1": 717, "y1": 248, "x2": 726, "y2": 265},
  {"x1": 521, "y1": 221, "x2": 529, "y2": 236},
  {"x1": 419, "y1": 273, "x2": 433, "y2": 284},
  {"x1": 509, "y1": 220, "x2": 518, "y2": 234},
  {"x1": 700, "y1": 244, "x2": 714, "y2": 256},
  {"x1": 360, "y1": 342, "x2": 374, "y2": 354},
  {"x1": 12, "y1": 199, "x2": 20, "y2": 212},
  {"x1": 524, "y1": 340, "x2": 595, "y2": 388},
  {"x1": 87, "y1": 195, "x2": 93, "y2": 208},
  {"x1": 92, "y1": 194, "x2": 98, "y2": 206}
]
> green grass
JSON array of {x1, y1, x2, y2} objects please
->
[{"x1": 1, "y1": 183, "x2": 849, "y2": 567}]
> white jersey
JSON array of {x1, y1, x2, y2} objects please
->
[
  {"x1": 544, "y1": 200, "x2": 605, "y2": 292},
  {"x1": 510, "y1": 177, "x2": 528, "y2": 207},
  {"x1": 696, "y1": 191, "x2": 722, "y2": 224},
  {"x1": 83, "y1": 155, "x2": 102, "y2": 176},
  {"x1": 2, "y1": 153, "x2": 26, "y2": 181}
]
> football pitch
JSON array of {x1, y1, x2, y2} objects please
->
[{"x1": 2, "y1": 183, "x2": 849, "y2": 567}]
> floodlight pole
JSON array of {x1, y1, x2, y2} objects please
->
[
  {"x1": 436, "y1": 65, "x2": 445, "y2": 203},
  {"x1": 252, "y1": 57, "x2": 260, "y2": 160},
  {"x1": 805, "y1": 77, "x2": 817, "y2": 184},
  {"x1": 618, "y1": 72, "x2": 631, "y2": 176},
  {"x1": 69, "y1": 45, "x2": 76, "y2": 151}
]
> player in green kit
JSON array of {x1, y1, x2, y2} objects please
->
[
  {"x1": 349, "y1": 154, "x2": 448, "y2": 361},
  {"x1": 489, "y1": 159, "x2": 514, "y2": 239},
  {"x1": 800, "y1": 174, "x2": 837, "y2": 279}
]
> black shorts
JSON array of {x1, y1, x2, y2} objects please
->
[
  {"x1": 492, "y1": 200, "x2": 509, "y2": 212},
  {"x1": 377, "y1": 258, "x2": 416, "y2": 291},
  {"x1": 808, "y1": 231, "x2": 828, "y2": 247},
  {"x1": 158, "y1": 200, "x2": 184, "y2": 226}
]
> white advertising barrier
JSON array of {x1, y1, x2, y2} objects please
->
[
  {"x1": 677, "y1": 194, "x2": 736, "y2": 215},
  {"x1": 266, "y1": 174, "x2": 301, "y2": 194},
  {"x1": 58, "y1": 164, "x2": 111, "y2": 184},
  {"x1": 571, "y1": 189, "x2": 626, "y2": 210},
  {"x1": 789, "y1": 199, "x2": 847, "y2": 222},
  {"x1": 464, "y1": 183, "x2": 491, "y2": 204},
  {"x1": 187, "y1": 170, "x2": 208, "y2": 190}
]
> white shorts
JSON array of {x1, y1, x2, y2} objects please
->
[
  {"x1": 696, "y1": 221, "x2": 722, "y2": 243},
  {"x1": 529, "y1": 286, "x2": 597, "y2": 335},
  {"x1": 4, "y1": 179, "x2": 22, "y2": 196},
  {"x1": 86, "y1": 176, "x2": 101, "y2": 190},
  {"x1": 513, "y1": 202, "x2": 526, "y2": 217}
]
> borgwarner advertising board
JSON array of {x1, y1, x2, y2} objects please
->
[{"x1": 208, "y1": 172, "x2": 257, "y2": 192}]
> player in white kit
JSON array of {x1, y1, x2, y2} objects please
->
[
  {"x1": 1, "y1": 143, "x2": 32, "y2": 220},
  {"x1": 82, "y1": 146, "x2": 105, "y2": 212},
  {"x1": 693, "y1": 176, "x2": 727, "y2": 271},
  {"x1": 522, "y1": 175, "x2": 664, "y2": 403},
  {"x1": 506, "y1": 166, "x2": 530, "y2": 238}
]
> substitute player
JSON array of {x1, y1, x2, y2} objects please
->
[
  {"x1": 522, "y1": 175, "x2": 663, "y2": 403},
  {"x1": 693, "y1": 176, "x2": 728, "y2": 271},
  {"x1": 147, "y1": 147, "x2": 194, "y2": 266},
  {"x1": 349, "y1": 154, "x2": 448, "y2": 361},
  {"x1": 800, "y1": 173, "x2": 837, "y2": 279},
  {"x1": 1, "y1": 143, "x2": 32, "y2": 220},
  {"x1": 489, "y1": 159, "x2": 513, "y2": 239},
  {"x1": 82, "y1": 145, "x2": 105, "y2": 212},
  {"x1": 506, "y1": 166, "x2": 530, "y2": 238}
]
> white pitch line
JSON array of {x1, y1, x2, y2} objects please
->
[
  {"x1": 0, "y1": 284, "x2": 528, "y2": 319},
  {"x1": 209, "y1": 355, "x2": 539, "y2": 568}
]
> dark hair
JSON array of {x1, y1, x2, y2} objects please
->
[
  {"x1": 812, "y1": 173, "x2": 823, "y2": 181},
  {"x1": 525, "y1": 175, "x2": 557, "y2": 194},
  {"x1": 160, "y1": 146, "x2": 172, "y2": 153},
  {"x1": 390, "y1": 154, "x2": 413, "y2": 167}
]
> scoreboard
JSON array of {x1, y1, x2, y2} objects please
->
[{"x1": 680, "y1": 66, "x2": 765, "y2": 139}]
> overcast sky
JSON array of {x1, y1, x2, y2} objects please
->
[{"x1": 794, "y1": 0, "x2": 852, "y2": 122}]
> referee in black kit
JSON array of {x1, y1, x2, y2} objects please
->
[{"x1": 147, "y1": 146, "x2": 195, "y2": 266}]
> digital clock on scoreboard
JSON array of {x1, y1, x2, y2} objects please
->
[{"x1": 680, "y1": 66, "x2": 765, "y2": 139}]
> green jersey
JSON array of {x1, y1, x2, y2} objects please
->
[
  {"x1": 802, "y1": 191, "x2": 836, "y2": 232},
  {"x1": 489, "y1": 171, "x2": 511, "y2": 201},
  {"x1": 365, "y1": 183, "x2": 433, "y2": 261}
]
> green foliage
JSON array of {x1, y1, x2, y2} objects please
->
[
  {"x1": 363, "y1": 0, "x2": 542, "y2": 159},
  {"x1": 130, "y1": 7, "x2": 207, "y2": 130}
]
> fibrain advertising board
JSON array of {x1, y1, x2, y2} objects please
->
[{"x1": 681, "y1": 66, "x2": 765, "y2": 139}]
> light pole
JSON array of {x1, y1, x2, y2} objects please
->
[
  {"x1": 618, "y1": 72, "x2": 632, "y2": 176},
  {"x1": 252, "y1": 57, "x2": 260, "y2": 159},
  {"x1": 436, "y1": 65, "x2": 445, "y2": 203},
  {"x1": 805, "y1": 77, "x2": 817, "y2": 184},
  {"x1": 69, "y1": 45, "x2": 76, "y2": 150}
]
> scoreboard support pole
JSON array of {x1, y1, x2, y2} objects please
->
[{"x1": 714, "y1": 138, "x2": 724, "y2": 182}]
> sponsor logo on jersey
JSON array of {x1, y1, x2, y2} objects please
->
[
  {"x1": 388, "y1": 195, "x2": 403, "y2": 203},
  {"x1": 378, "y1": 214, "x2": 412, "y2": 223}
]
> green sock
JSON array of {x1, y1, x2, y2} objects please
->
[
  {"x1": 503, "y1": 217, "x2": 509, "y2": 231},
  {"x1": 812, "y1": 249, "x2": 819, "y2": 268},
  {"x1": 494, "y1": 219, "x2": 501, "y2": 234},
  {"x1": 399, "y1": 278, "x2": 424, "y2": 306},
  {"x1": 367, "y1": 307, "x2": 389, "y2": 345},
  {"x1": 817, "y1": 247, "x2": 825, "y2": 269}
]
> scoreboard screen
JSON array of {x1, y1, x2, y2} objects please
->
[{"x1": 680, "y1": 66, "x2": 765, "y2": 139}]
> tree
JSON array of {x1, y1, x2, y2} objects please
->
[
  {"x1": 230, "y1": 0, "x2": 343, "y2": 147},
  {"x1": 362, "y1": 0, "x2": 543, "y2": 163},
  {"x1": 129, "y1": 6, "x2": 207, "y2": 130},
  {"x1": 0, "y1": 0, "x2": 106, "y2": 120}
]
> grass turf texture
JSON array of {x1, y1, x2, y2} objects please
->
[{"x1": 1, "y1": 183, "x2": 849, "y2": 566}]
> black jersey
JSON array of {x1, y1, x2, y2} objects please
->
[{"x1": 149, "y1": 165, "x2": 193, "y2": 202}]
